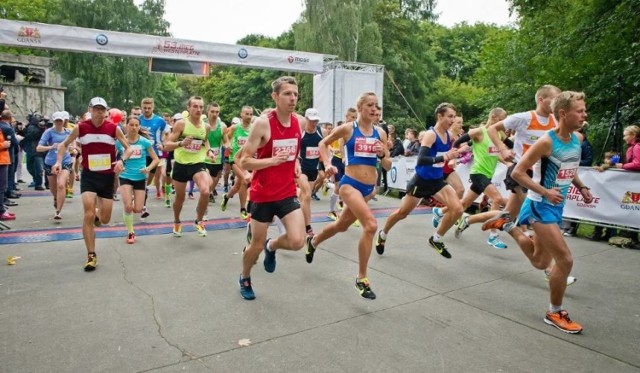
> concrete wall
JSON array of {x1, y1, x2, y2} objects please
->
[{"x1": 0, "y1": 53, "x2": 65, "y2": 122}]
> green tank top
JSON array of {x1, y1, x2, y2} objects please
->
[
  {"x1": 205, "y1": 119, "x2": 223, "y2": 165},
  {"x1": 470, "y1": 127, "x2": 501, "y2": 178},
  {"x1": 231, "y1": 123, "x2": 251, "y2": 162},
  {"x1": 174, "y1": 116, "x2": 207, "y2": 164}
]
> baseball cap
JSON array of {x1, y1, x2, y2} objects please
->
[
  {"x1": 231, "y1": 117, "x2": 241, "y2": 125},
  {"x1": 305, "y1": 108, "x2": 321, "y2": 121},
  {"x1": 172, "y1": 113, "x2": 183, "y2": 121},
  {"x1": 52, "y1": 111, "x2": 64, "y2": 121},
  {"x1": 61, "y1": 111, "x2": 70, "y2": 120},
  {"x1": 89, "y1": 97, "x2": 109, "y2": 109}
]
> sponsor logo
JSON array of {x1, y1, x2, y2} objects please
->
[
  {"x1": 566, "y1": 185, "x2": 599, "y2": 208},
  {"x1": 96, "y1": 33, "x2": 108, "y2": 46},
  {"x1": 152, "y1": 40, "x2": 201, "y2": 56},
  {"x1": 390, "y1": 166, "x2": 397, "y2": 183},
  {"x1": 287, "y1": 55, "x2": 310, "y2": 64},
  {"x1": 620, "y1": 190, "x2": 640, "y2": 211},
  {"x1": 237, "y1": 48, "x2": 248, "y2": 59},
  {"x1": 17, "y1": 27, "x2": 41, "y2": 44}
]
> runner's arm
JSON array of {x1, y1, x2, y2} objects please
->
[{"x1": 239, "y1": 117, "x2": 286, "y2": 171}]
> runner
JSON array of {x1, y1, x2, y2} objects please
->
[
  {"x1": 164, "y1": 96, "x2": 212, "y2": 238},
  {"x1": 36, "y1": 111, "x2": 73, "y2": 220},
  {"x1": 298, "y1": 108, "x2": 323, "y2": 237},
  {"x1": 52, "y1": 97, "x2": 132, "y2": 271},
  {"x1": 221, "y1": 107, "x2": 252, "y2": 219},
  {"x1": 138, "y1": 98, "x2": 166, "y2": 217},
  {"x1": 204, "y1": 103, "x2": 228, "y2": 205},
  {"x1": 116, "y1": 115, "x2": 159, "y2": 244},
  {"x1": 238, "y1": 76, "x2": 305, "y2": 300},
  {"x1": 305, "y1": 92, "x2": 391, "y2": 300},
  {"x1": 482, "y1": 91, "x2": 592, "y2": 334},
  {"x1": 375, "y1": 103, "x2": 467, "y2": 258}
]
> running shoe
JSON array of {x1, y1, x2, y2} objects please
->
[
  {"x1": 246, "y1": 222, "x2": 252, "y2": 244},
  {"x1": 487, "y1": 236, "x2": 508, "y2": 249},
  {"x1": 454, "y1": 214, "x2": 470, "y2": 239},
  {"x1": 188, "y1": 192, "x2": 194, "y2": 200},
  {"x1": 0, "y1": 212, "x2": 16, "y2": 221},
  {"x1": 352, "y1": 219, "x2": 361, "y2": 228},
  {"x1": 322, "y1": 183, "x2": 329, "y2": 196},
  {"x1": 141, "y1": 207, "x2": 150, "y2": 219},
  {"x1": 220, "y1": 193, "x2": 229, "y2": 211},
  {"x1": 156, "y1": 191, "x2": 162, "y2": 199},
  {"x1": 544, "y1": 271, "x2": 577, "y2": 286},
  {"x1": 208, "y1": 192, "x2": 215, "y2": 204},
  {"x1": 84, "y1": 253, "x2": 97, "y2": 271},
  {"x1": 327, "y1": 211, "x2": 338, "y2": 221},
  {"x1": 172, "y1": 223, "x2": 182, "y2": 237},
  {"x1": 223, "y1": 184, "x2": 229, "y2": 193},
  {"x1": 431, "y1": 207, "x2": 443, "y2": 228},
  {"x1": 66, "y1": 191, "x2": 73, "y2": 198},
  {"x1": 263, "y1": 238, "x2": 276, "y2": 273},
  {"x1": 305, "y1": 236, "x2": 316, "y2": 263},
  {"x1": 481, "y1": 212, "x2": 513, "y2": 232},
  {"x1": 338, "y1": 201, "x2": 344, "y2": 211},
  {"x1": 165, "y1": 198, "x2": 171, "y2": 208},
  {"x1": 127, "y1": 232, "x2": 136, "y2": 244},
  {"x1": 240, "y1": 209, "x2": 249, "y2": 220},
  {"x1": 311, "y1": 192, "x2": 320, "y2": 201},
  {"x1": 375, "y1": 230, "x2": 386, "y2": 255},
  {"x1": 239, "y1": 275, "x2": 256, "y2": 300},
  {"x1": 544, "y1": 310, "x2": 583, "y2": 334},
  {"x1": 94, "y1": 216, "x2": 101, "y2": 227},
  {"x1": 306, "y1": 227, "x2": 314, "y2": 237},
  {"x1": 195, "y1": 220, "x2": 207, "y2": 237},
  {"x1": 355, "y1": 277, "x2": 376, "y2": 300},
  {"x1": 54, "y1": 212, "x2": 62, "y2": 220},
  {"x1": 429, "y1": 236, "x2": 452, "y2": 259}
]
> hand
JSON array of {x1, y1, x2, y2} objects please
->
[
  {"x1": 295, "y1": 161, "x2": 301, "y2": 177},
  {"x1": 373, "y1": 140, "x2": 385, "y2": 157},
  {"x1": 544, "y1": 187, "x2": 564, "y2": 205},
  {"x1": 457, "y1": 143, "x2": 470, "y2": 153},
  {"x1": 182, "y1": 136, "x2": 193, "y2": 147},
  {"x1": 500, "y1": 148, "x2": 514, "y2": 162},
  {"x1": 114, "y1": 160, "x2": 124, "y2": 173},
  {"x1": 1, "y1": 140, "x2": 9, "y2": 149},
  {"x1": 580, "y1": 188, "x2": 594, "y2": 204},
  {"x1": 140, "y1": 167, "x2": 149, "y2": 175},
  {"x1": 271, "y1": 150, "x2": 289, "y2": 166},
  {"x1": 324, "y1": 164, "x2": 338, "y2": 178},
  {"x1": 156, "y1": 143, "x2": 164, "y2": 151},
  {"x1": 51, "y1": 162, "x2": 61, "y2": 175},
  {"x1": 615, "y1": 163, "x2": 623, "y2": 169},
  {"x1": 447, "y1": 159, "x2": 457, "y2": 169},
  {"x1": 0, "y1": 92, "x2": 6, "y2": 100}
]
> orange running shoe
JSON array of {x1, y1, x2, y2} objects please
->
[
  {"x1": 544, "y1": 310, "x2": 583, "y2": 334},
  {"x1": 481, "y1": 212, "x2": 512, "y2": 232}
]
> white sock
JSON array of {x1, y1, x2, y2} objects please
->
[
  {"x1": 433, "y1": 232, "x2": 443, "y2": 242},
  {"x1": 329, "y1": 193, "x2": 339, "y2": 212},
  {"x1": 489, "y1": 230, "x2": 498, "y2": 238},
  {"x1": 549, "y1": 304, "x2": 562, "y2": 313},
  {"x1": 380, "y1": 230, "x2": 387, "y2": 240}
]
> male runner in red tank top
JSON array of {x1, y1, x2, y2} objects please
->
[{"x1": 237, "y1": 76, "x2": 305, "y2": 300}]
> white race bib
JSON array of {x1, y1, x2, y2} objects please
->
[
  {"x1": 354, "y1": 137, "x2": 377, "y2": 158},
  {"x1": 129, "y1": 145, "x2": 143, "y2": 159},
  {"x1": 488, "y1": 145, "x2": 500, "y2": 157},
  {"x1": 272, "y1": 138, "x2": 298, "y2": 161},
  {"x1": 237, "y1": 136, "x2": 248, "y2": 147},
  {"x1": 305, "y1": 146, "x2": 320, "y2": 159},
  {"x1": 88, "y1": 153, "x2": 111, "y2": 171},
  {"x1": 555, "y1": 161, "x2": 579, "y2": 186},
  {"x1": 183, "y1": 139, "x2": 203, "y2": 153}
]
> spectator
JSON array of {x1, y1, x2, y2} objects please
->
[
  {"x1": 388, "y1": 125, "x2": 404, "y2": 157},
  {"x1": 23, "y1": 115, "x2": 47, "y2": 190},
  {"x1": 1, "y1": 110, "x2": 18, "y2": 220},
  {"x1": 615, "y1": 124, "x2": 640, "y2": 171},
  {"x1": 404, "y1": 128, "x2": 420, "y2": 156}
]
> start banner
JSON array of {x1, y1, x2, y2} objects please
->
[{"x1": 388, "y1": 156, "x2": 640, "y2": 230}]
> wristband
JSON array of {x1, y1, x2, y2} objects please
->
[
  {"x1": 377, "y1": 153, "x2": 386, "y2": 159},
  {"x1": 579, "y1": 186, "x2": 590, "y2": 191},
  {"x1": 178, "y1": 141, "x2": 183, "y2": 147}
]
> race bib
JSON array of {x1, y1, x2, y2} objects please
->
[
  {"x1": 129, "y1": 145, "x2": 143, "y2": 159},
  {"x1": 555, "y1": 161, "x2": 579, "y2": 186},
  {"x1": 488, "y1": 145, "x2": 500, "y2": 157},
  {"x1": 433, "y1": 151, "x2": 447, "y2": 168},
  {"x1": 88, "y1": 153, "x2": 111, "y2": 171},
  {"x1": 354, "y1": 137, "x2": 377, "y2": 158},
  {"x1": 237, "y1": 136, "x2": 248, "y2": 147},
  {"x1": 305, "y1": 146, "x2": 320, "y2": 159},
  {"x1": 183, "y1": 139, "x2": 202, "y2": 153},
  {"x1": 272, "y1": 138, "x2": 298, "y2": 161}
]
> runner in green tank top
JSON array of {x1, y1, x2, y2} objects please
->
[
  {"x1": 437, "y1": 108, "x2": 512, "y2": 246},
  {"x1": 220, "y1": 105, "x2": 253, "y2": 219},
  {"x1": 165, "y1": 96, "x2": 213, "y2": 238},
  {"x1": 204, "y1": 103, "x2": 228, "y2": 204}
]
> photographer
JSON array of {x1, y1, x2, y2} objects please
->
[{"x1": 23, "y1": 114, "x2": 48, "y2": 190}]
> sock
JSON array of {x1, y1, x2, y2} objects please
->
[
  {"x1": 266, "y1": 239, "x2": 273, "y2": 252},
  {"x1": 123, "y1": 212, "x2": 134, "y2": 233},
  {"x1": 380, "y1": 230, "x2": 387, "y2": 240},
  {"x1": 330, "y1": 193, "x2": 339, "y2": 212},
  {"x1": 246, "y1": 201, "x2": 252, "y2": 211},
  {"x1": 274, "y1": 216, "x2": 286, "y2": 235},
  {"x1": 489, "y1": 230, "x2": 498, "y2": 238},
  {"x1": 549, "y1": 304, "x2": 562, "y2": 313},
  {"x1": 433, "y1": 232, "x2": 443, "y2": 242},
  {"x1": 164, "y1": 184, "x2": 171, "y2": 199},
  {"x1": 326, "y1": 181, "x2": 335, "y2": 191},
  {"x1": 306, "y1": 224, "x2": 312, "y2": 232}
]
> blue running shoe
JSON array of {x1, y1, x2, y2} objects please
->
[
  {"x1": 239, "y1": 275, "x2": 256, "y2": 300},
  {"x1": 487, "y1": 235, "x2": 508, "y2": 249},
  {"x1": 263, "y1": 238, "x2": 276, "y2": 273},
  {"x1": 432, "y1": 207, "x2": 443, "y2": 228}
]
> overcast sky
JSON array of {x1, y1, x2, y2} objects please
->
[{"x1": 162, "y1": 0, "x2": 516, "y2": 45}]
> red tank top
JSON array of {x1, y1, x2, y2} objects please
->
[
  {"x1": 250, "y1": 112, "x2": 301, "y2": 203},
  {"x1": 77, "y1": 119, "x2": 118, "y2": 174}
]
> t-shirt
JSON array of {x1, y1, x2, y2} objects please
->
[
  {"x1": 38, "y1": 127, "x2": 72, "y2": 166},
  {"x1": 116, "y1": 136, "x2": 153, "y2": 181},
  {"x1": 139, "y1": 114, "x2": 166, "y2": 156}
]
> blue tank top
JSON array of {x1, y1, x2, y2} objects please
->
[
  {"x1": 415, "y1": 128, "x2": 450, "y2": 180},
  {"x1": 344, "y1": 122, "x2": 380, "y2": 167},
  {"x1": 528, "y1": 130, "x2": 581, "y2": 206}
]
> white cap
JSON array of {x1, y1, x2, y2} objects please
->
[
  {"x1": 305, "y1": 108, "x2": 320, "y2": 121},
  {"x1": 231, "y1": 117, "x2": 241, "y2": 125},
  {"x1": 89, "y1": 97, "x2": 108, "y2": 109},
  {"x1": 52, "y1": 111, "x2": 64, "y2": 121},
  {"x1": 172, "y1": 113, "x2": 183, "y2": 121},
  {"x1": 61, "y1": 111, "x2": 70, "y2": 120}
]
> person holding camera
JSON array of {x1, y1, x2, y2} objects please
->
[
  {"x1": 1, "y1": 109, "x2": 18, "y2": 220},
  {"x1": 24, "y1": 114, "x2": 48, "y2": 190}
]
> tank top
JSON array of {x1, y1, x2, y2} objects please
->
[
  {"x1": 77, "y1": 119, "x2": 118, "y2": 174},
  {"x1": 231, "y1": 123, "x2": 251, "y2": 162},
  {"x1": 415, "y1": 128, "x2": 450, "y2": 180},
  {"x1": 344, "y1": 122, "x2": 380, "y2": 167},
  {"x1": 528, "y1": 130, "x2": 581, "y2": 206},
  {"x1": 174, "y1": 116, "x2": 207, "y2": 165},
  {"x1": 205, "y1": 119, "x2": 223, "y2": 165},
  {"x1": 300, "y1": 127, "x2": 323, "y2": 171},
  {"x1": 513, "y1": 111, "x2": 556, "y2": 162},
  {"x1": 470, "y1": 127, "x2": 501, "y2": 178},
  {"x1": 250, "y1": 112, "x2": 301, "y2": 203}
]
